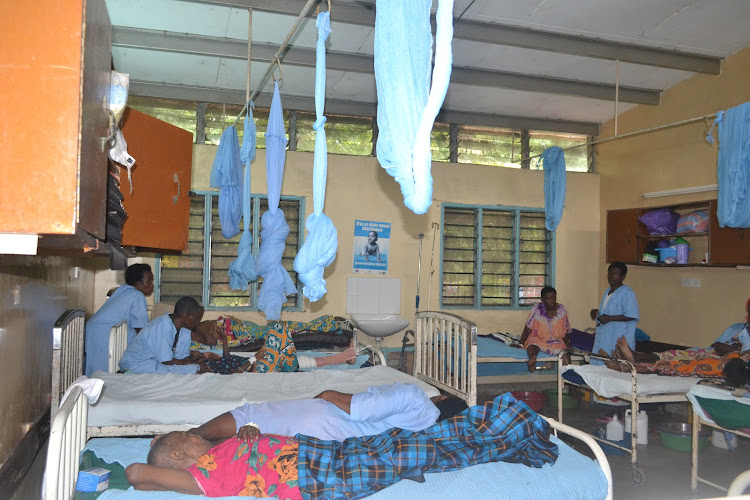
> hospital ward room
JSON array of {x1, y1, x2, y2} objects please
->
[{"x1": 4, "y1": 0, "x2": 750, "y2": 499}]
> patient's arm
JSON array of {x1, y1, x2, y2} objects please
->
[
  {"x1": 188, "y1": 411, "x2": 239, "y2": 443},
  {"x1": 712, "y1": 342, "x2": 740, "y2": 356},
  {"x1": 315, "y1": 390, "x2": 353, "y2": 414},
  {"x1": 126, "y1": 463, "x2": 202, "y2": 494},
  {"x1": 520, "y1": 326, "x2": 532, "y2": 345}
]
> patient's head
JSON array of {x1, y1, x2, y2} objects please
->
[
  {"x1": 723, "y1": 358, "x2": 750, "y2": 388},
  {"x1": 147, "y1": 431, "x2": 212, "y2": 470},
  {"x1": 433, "y1": 396, "x2": 469, "y2": 422}
]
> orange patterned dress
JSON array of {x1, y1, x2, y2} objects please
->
[{"x1": 187, "y1": 434, "x2": 301, "y2": 499}]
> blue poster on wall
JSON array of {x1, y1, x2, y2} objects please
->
[{"x1": 353, "y1": 219, "x2": 390, "y2": 274}]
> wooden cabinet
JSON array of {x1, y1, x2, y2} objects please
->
[
  {"x1": 0, "y1": 0, "x2": 111, "y2": 243},
  {"x1": 606, "y1": 200, "x2": 750, "y2": 266},
  {"x1": 119, "y1": 108, "x2": 193, "y2": 252}
]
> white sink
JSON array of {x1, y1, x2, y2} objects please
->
[{"x1": 350, "y1": 314, "x2": 410, "y2": 338}]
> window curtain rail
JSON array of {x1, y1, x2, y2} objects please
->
[{"x1": 513, "y1": 112, "x2": 718, "y2": 164}]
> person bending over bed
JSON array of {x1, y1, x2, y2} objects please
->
[
  {"x1": 126, "y1": 393, "x2": 551, "y2": 498},
  {"x1": 601, "y1": 336, "x2": 750, "y2": 387},
  {"x1": 119, "y1": 297, "x2": 210, "y2": 374},
  {"x1": 84, "y1": 263, "x2": 154, "y2": 376},
  {"x1": 520, "y1": 286, "x2": 572, "y2": 372},
  {"x1": 590, "y1": 261, "x2": 639, "y2": 366}
]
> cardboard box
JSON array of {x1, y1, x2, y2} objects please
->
[{"x1": 76, "y1": 468, "x2": 111, "y2": 492}]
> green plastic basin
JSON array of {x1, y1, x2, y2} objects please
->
[
  {"x1": 658, "y1": 423, "x2": 710, "y2": 453},
  {"x1": 543, "y1": 389, "x2": 579, "y2": 409}
]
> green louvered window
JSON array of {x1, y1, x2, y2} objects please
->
[
  {"x1": 441, "y1": 205, "x2": 553, "y2": 309},
  {"x1": 157, "y1": 192, "x2": 304, "y2": 311}
]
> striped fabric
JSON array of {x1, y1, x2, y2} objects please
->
[{"x1": 297, "y1": 393, "x2": 558, "y2": 499}]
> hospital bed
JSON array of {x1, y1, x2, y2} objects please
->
[
  {"x1": 52, "y1": 309, "x2": 86, "y2": 417},
  {"x1": 688, "y1": 382, "x2": 750, "y2": 493},
  {"x1": 411, "y1": 311, "x2": 585, "y2": 407},
  {"x1": 557, "y1": 351, "x2": 702, "y2": 484},
  {"x1": 46, "y1": 383, "x2": 614, "y2": 500}
]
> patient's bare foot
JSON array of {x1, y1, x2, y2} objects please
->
[
  {"x1": 527, "y1": 356, "x2": 537, "y2": 373},
  {"x1": 616, "y1": 336, "x2": 636, "y2": 364}
]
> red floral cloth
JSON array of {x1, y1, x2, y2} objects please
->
[{"x1": 187, "y1": 435, "x2": 301, "y2": 499}]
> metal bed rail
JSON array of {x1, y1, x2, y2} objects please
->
[
  {"x1": 52, "y1": 309, "x2": 85, "y2": 417},
  {"x1": 691, "y1": 412, "x2": 750, "y2": 493},
  {"x1": 107, "y1": 319, "x2": 128, "y2": 373},
  {"x1": 413, "y1": 311, "x2": 478, "y2": 407},
  {"x1": 44, "y1": 386, "x2": 87, "y2": 500}
]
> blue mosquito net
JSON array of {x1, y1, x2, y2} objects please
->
[
  {"x1": 540, "y1": 146, "x2": 567, "y2": 231},
  {"x1": 228, "y1": 105, "x2": 258, "y2": 290},
  {"x1": 293, "y1": 12, "x2": 338, "y2": 302},
  {"x1": 256, "y1": 81, "x2": 297, "y2": 320},
  {"x1": 373, "y1": 0, "x2": 454, "y2": 215},
  {"x1": 706, "y1": 102, "x2": 750, "y2": 228},
  {"x1": 209, "y1": 126, "x2": 243, "y2": 239}
]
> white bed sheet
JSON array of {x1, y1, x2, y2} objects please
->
[
  {"x1": 88, "y1": 365, "x2": 440, "y2": 427},
  {"x1": 563, "y1": 365, "x2": 700, "y2": 399}
]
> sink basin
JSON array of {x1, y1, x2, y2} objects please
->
[{"x1": 350, "y1": 314, "x2": 410, "y2": 338}]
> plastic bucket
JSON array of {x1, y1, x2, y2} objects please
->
[
  {"x1": 511, "y1": 391, "x2": 546, "y2": 412},
  {"x1": 543, "y1": 388, "x2": 579, "y2": 409},
  {"x1": 676, "y1": 244, "x2": 689, "y2": 264}
]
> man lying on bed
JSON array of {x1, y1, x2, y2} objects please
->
[{"x1": 126, "y1": 392, "x2": 557, "y2": 498}]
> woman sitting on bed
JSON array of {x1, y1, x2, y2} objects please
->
[
  {"x1": 602, "y1": 336, "x2": 750, "y2": 387},
  {"x1": 520, "y1": 286, "x2": 572, "y2": 372}
]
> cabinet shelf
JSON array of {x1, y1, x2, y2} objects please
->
[
  {"x1": 606, "y1": 199, "x2": 750, "y2": 267},
  {"x1": 636, "y1": 232, "x2": 708, "y2": 239}
]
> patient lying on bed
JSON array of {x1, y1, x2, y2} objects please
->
[
  {"x1": 601, "y1": 336, "x2": 750, "y2": 387},
  {"x1": 126, "y1": 393, "x2": 555, "y2": 498}
]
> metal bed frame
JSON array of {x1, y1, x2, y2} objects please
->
[
  {"x1": 107, "y1": 319, "x2": 128, "y2": 373},
  {"x1": 556, "y1": 350, "x2": 690, "y2": 485},
  {"x1": 691, "y1": 411, "x2": 750, "y2": 493},
  {"x1": 44, "y1": 385, "x2": 87, "y2": 500},
  {"x1": 51, "y1": 309, "x2": 85, "y2": 417}
]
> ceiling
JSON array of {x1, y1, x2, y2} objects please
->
[{"x1": 106, "y1": 0, "x2": 750, "y2": 136}]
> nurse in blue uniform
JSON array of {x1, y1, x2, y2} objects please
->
[
  {"x1": 84, "y1": 263, "x2": 154, "y2": 376},
  {"x1": 590, "y1": 262, "x2": 639, "y2": 365}
]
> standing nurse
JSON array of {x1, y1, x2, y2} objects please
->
[
  {"x1": 84, "y1": 263, "x2": 154, "y2": 376},
  {"x1": 590, "y1": 262, "x2": 639, "y2": 365}
]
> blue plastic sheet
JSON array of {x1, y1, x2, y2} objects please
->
[
  {"x1": 373, "y1": 0, "x2": 454, "y2": 214},
  {"x1": 256, "y1": 81, "x2": 296, "y2": 319},
  {"x1": 228, "y1": 105, "x2": 258, "y2": 290},
  {"x1": 209, "y1": 126, "x2": 243, "y2": 239},
  {"x1": 540, "y1": 146, "x2": 566, "y2": 231},
  {"x1": 706, "y1": 102, "x2": 750, "y2": 228},
  {"x1": 294, "y1": 12, "x2": 338, "y2": 302}
]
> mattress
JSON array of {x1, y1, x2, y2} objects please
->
[
  {"x1": 563, "y1": 364, "x2": 700, "y2": 399},
  {"x1": 86, "y1": 435, "x2": 608, "y2": 500},
  {"x1": 88, "y1": 365, "x2": 440, "y2": 427},
  {"x1": 687, "y1": 383, "x2": 750, "y2": 428}
]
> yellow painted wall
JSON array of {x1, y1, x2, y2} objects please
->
[
  {"x1": 184, "y1": 146, "x2": 601, "y2": 345},
  {"x1": 597, "y1": 46, "x2": 750, "y2": 347}
]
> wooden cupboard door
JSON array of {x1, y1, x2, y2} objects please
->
[
  {"x1": 0, "y1": 0, "x2": 109, "y2": 236},
  {"x1": 606, "y1": 209, "x2": 640, "y2": 264},
  {"x1": 708, "y1": 200, "x2": 750, "y2": 265},
  {"x1": 120, "y1": 108, "x2": 193, "y2": 251}
]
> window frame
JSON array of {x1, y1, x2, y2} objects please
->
[
  {"x1": 439, "y1": 202, "x2": 556, "y2": 310},
  {"x1": 155, "y1": 190, "x2": 306, "y2": 312}
]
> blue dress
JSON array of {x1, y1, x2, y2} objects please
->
[
  {"x1": 84, "y1": 284, "x2": 149, "y2": 376},
  {"x1": 118, "y1": 314, "x2": 198, "y2": 374},
  {"x1": 591, "y1": 284, "x2": 639, "y2": 365}
]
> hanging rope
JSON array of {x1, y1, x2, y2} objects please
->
[
  {"x1": 373, "y1": 0, "x2": 454, "y2": 215},
  {"x1": 256, "y1": 80, "x2": 296, "y2": 320},
  {"x1": 294, "y1": 11, "x2": 338, "y2": 302}
]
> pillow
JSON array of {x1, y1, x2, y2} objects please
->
[
  {"x1": 638, "y1": 208, "x2": 680, "y2": 235},
  {"x1": 677, "y1": 210, "x2": 710, "y2": 233},
  {"x1": 297, "y1": 352, "x2": 369, "y2": 371}
]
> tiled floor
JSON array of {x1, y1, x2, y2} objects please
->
[{"x1": 477, "y1": 387, "x2": 750, "y2": 499}]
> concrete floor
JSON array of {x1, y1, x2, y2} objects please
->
[{"x1": 477, "y1": 385, "x2": 750, "y2": 499}]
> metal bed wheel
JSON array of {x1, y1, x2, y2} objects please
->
[{"x1": 631, "y1": 466, "x2": 646, "y2": 485}]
